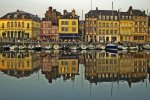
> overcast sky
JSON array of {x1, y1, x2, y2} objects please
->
[{"x1": 0, "y1": 0, "x2": 149, "y2": 19}]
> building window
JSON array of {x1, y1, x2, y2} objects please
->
[
  {"x1": 106, "y1": 16, "x2": 109, "y2": 20},
  {"x1": 99, "y1": 22, "x2": 101, "y2": 27},
  {"x1": 111, "y1": 16, "x2": 113, "y2": 20},
  {"x1": 103, "y1": 23, "x2": 105, "y2": 27},
  {"x1": 15, "y1": 22, "x2": 17, "y2": 27},
  {"x1": 11, "y1": 22, "x2": 13, "y2": 27},
  {"x1": 72, "y1": 61, "x2": 76, "y2": 65},
  {"x1": 106, "y1": 30, "x2": 109, "y2": 34},
  {"x1": 27, "y1": 23, "x2": 30, "y2": 29},
  {"x1": 99, "y1": 15, "x2": 101, "y2": 20},
  {"x1": 110, "y1": 30, "x2": 113, "y2": 34},
  {"x1": 61, "y1": 21, "x2": 65, "y2": 25},
  {"x1": 126, "y1": 16, "x2": 128, "y2": 20},
  {"x1": 61, "y1": 61, "x2": 68, "y2": 65},
  {"x1": 115, "y1": 30, "x2": 117, "y2": 34},
  {"x1": 7, "y1": 22, "x2": 10, "y2": 28},
  {"x1": 72, "y1": 21, "x2": 76, "y2": 25},
  {"x1": 102, "y1": 16, "x2": 105, "y2": 20},
  {"x1": 65, "y1": 21, "x2": 68, "y2": 25},
  {"x1": 2, "y1": 23, "x2": 4, "y2": 28},
  {"x1": 115, "y1": 16, "x2": 117, "y2": 20},
  {"x1": 115, "y1": 23, "x2": 117, "y2": 28},
  {"x1": 14, "y1": 14, "x2": 18, "y2": 19},
  {"x1": 22, "y1": 22, "x2": 24, "y2": 28},
  {"x1": 110, "y1": 23, "x2": 113, "y2": 27},
  {"x1": 99, "y1": 30, "x2": 101, "y2": 34},
  {"x1": 72, "y1": 27, "x2": 76, "y2": 32},
  {"x1": 103, "y1": 30, "x2": 105, "y2": 34},
  {"x1": 2, "y1": 32, "x2": 6, "y2": 38},
  {"x1": 2, "y1": 60, "x2": 4, "y2": 67},
  {"x1": 65, "y1": 27, "x2": 68, "y2": 31},
  {"x1": 27, "y1": 61, "x2": 30, "y2": 67},
  {"x1": 106, "y1": 23, "x2": 109, "y2": 27},
  {"x1": 18, "y1": 22, "x2": 21, "y2": 27},
  {"x1": 122, "y1": 16, "x2": 124, "y2": 20},
  {"x1": 62, "y1": 27, "x2": 65, "y2": 32}
]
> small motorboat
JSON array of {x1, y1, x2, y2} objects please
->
[
  {"x1": 80, "y1": 44, "x2": 87, "y2": 50},
  {"x1": 10, "y1": 45, "x2": 18, "y2": 50},
  {"x1": 105, "y1": 43, "x2": 118, "y2": 50},
  {"x1": 28, "y1": 44, "x2": 35, "y2": 50},
  {"x1": 34, "y1": 44, "x2": 42, "y2": 51},
  {"x1": 142, "y1": 44, "x2": 150, "y2": 50},
  {"x1": 87, "y1": 44, "x2": 95, "y2": 50},
  {"x1": 2, "y1": 45, "x2": 10, "y2": 51},
  {"x1": 44, "y1": 45, "x2": 52, "y2": 50},
  {"x1": 70, "y1": 45, "x2": 78, "y2": 50},
  {"x1": 118, "y1": 45, "x2": 128, "y2": 50},
  {"x1": 95, "y1": 44, "x2": 105, "y2": 50}
]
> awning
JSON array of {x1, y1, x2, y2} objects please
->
[{"x1": 59, "y1": 34, "x2": 81, "y2": 38}]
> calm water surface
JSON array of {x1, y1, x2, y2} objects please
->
[{"x1": 0, "y1": 50, "x2": 150, "y2": 100}]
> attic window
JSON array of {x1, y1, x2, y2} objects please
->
[
  {"x1": 7, "y1": 15, "x2": 11, "y2": 19},
  {"x1": 14, "y1": 14, "x2": 18, "y2": 19},
  {"x1": 22, "y1": 15, "x2": 25, "y2": 19}
]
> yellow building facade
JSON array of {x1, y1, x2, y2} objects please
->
[
  {"x1": 85, "y1": 7, "x2": 148, "y2": 43},
  {"x1": 0, "y1": 10, "x2": 40, "y2": 40},
  {"x1": 119, "y1": 12, "x2": 134, "y2": 42},
  {"x1": 59, "y1": 19, "x2": 78, "y2": 34},
  {"x1": 58, "y1": 9, "x2": 80, "y2": 42},
  {"x1": 97, "y1": 20, "x2": 120, "y2": 43}
]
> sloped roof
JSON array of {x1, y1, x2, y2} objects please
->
[
  {"x1": 85, "y1": 10, "x2": 118, "y2": 18},
  {"x1": 0, "y1": 10, "x2": 40, "y2": 22}
]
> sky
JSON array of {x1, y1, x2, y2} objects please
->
[{"x1": 0, "y1": 0, "x2": 150, "y2": 19}]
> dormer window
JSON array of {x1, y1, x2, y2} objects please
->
[
  {"x1": 22, "y1": 15, "x2": 25, "y2": 19},
  {"x1": 115, "y1": 16, "x2": 117, "y2": 20},
  {"x1": 7, "y1": 15, "x2": 11, "y2": 19},
  {"x1": 99, "y1": 15, "x2": 101, "y2": 20},
  {"x1": 14, "y1": 14, "x2": 18, "y2": 19},
  {"x1": 110, "y1": 16, "x2": 113, "y2": 20},
  {"x1": 106, "y1": 16, "x2": 109, "y2": 20},
  {"x1": 122, "y1": 16, "x2": 124, "y2": 20},
  {"x1": 102, "y1": 16, "x2": 105, "y2": 20}
]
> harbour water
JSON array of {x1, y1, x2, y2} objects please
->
[{"x1": 0, "y1": 50, "x2": 150, "y2": 100}]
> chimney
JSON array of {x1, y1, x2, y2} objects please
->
[
  {"x1": 64, "y1": 10, "x2": 67, "y2": 15},
  {"x1": 96, "y1": 7, "x2": 98, "y2": 10},
  {"x1": 128, "y1": 6, "x2": 133, "y2": 15},
  {"x1": 49, "y1": 7, "x2": 52, "y2": 11}
]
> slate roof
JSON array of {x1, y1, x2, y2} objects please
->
[
  {"x1": 61, "y1": 12, "x2": 79, "y2": 19},
  {"x1": 0, "y1": 10, "x2": 40, "y2": 22},
  {"x1": 85, "y1": 10, "x2": 118, "y2": 18}
]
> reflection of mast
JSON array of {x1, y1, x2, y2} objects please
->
[
  {"x1": 90, "y1": 82, "x2": 92, "y2": 96},
  {"x1": 81, "y1": 65, "x2": 83, "y2": 88},
  {"x1": 72, "y1": 80, "x2": 74, "y2": 90},
  {"x1": 38, "y1": 69, "x2": 40, "y2": 80},
  {"x1": 111, "y1": 82, "x2": 113, "y2": 98}
]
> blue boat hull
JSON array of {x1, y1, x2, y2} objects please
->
[{"x1": 105, "y1": 45, "x2": 118, "y2": 50}]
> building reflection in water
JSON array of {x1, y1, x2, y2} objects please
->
[
  {"x1": 84, "y1": 51, "x2": 150, "y2": 88},
  {"x1": 1, "y1": 50, "x2": 150, "y2": 87},
  {"x1": 41, "y1": 50, "x2": 79, "y2": 83},
  {"x1": 0, "y1": 51, "x2": 40, "y2": 78}
]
